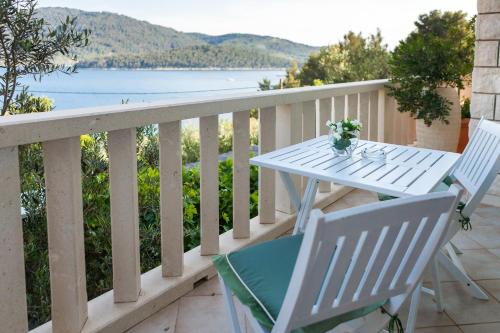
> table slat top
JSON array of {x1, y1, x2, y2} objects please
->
[{"x1": 250, "y1": 136, "x2": 461, "y2": 197}]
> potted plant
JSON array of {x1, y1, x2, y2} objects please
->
[
  {"x1": 326, "y1": 119, "x2": 362, "y2": 157},
  {"x1": 388, "y1": 11, "x2": 475, "y2": 152}
]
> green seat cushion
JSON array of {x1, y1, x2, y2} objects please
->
[
  {"x1": 377, "y1": 176, "x2": 454, "y2": 201},
  {"x1": 212, "y1": 234, "x2": 385, "y2": 333}
]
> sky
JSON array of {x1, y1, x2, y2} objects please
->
[{"x1": 37, "y1": 0, "x2": 476, "y2": 49}]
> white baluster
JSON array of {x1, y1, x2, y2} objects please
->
[
  {"x1": 108, "y1": 128, "x2": 141, "y2": 302},
  {"x1": 259, "y1": 107, "x2": 276, "y2": 224},
  {"x1": 347, "y1": 93, "x2": 358, "y2": 119},
  {"x1": 359, "y1": 92, "x2": 370, "y2": 140},
  {"x1": 233, "y1": 111, "x2": 250, "y2": 239},
  {"x1": 378, "y1": 89, "x2": 386, "y2": 142},
  {"x1": 160, "y1": 121, "x2": 184, "y2": 276},
  {"x1": 0, "y1": 146, "x2": 28, "y2": 332},
  {"x1": 369, "y1": 91, "x2": 379, "y2": 141},
  {"x1": 334, "y1": 95, "x2": 346, "y2": 121},
  {"x1": 200, "y1": 115, "x2": 219, "y2": 255},
  {"x1": 43, "y1": 137, "x2": 88, "y2": 332},
  {"x1": 319, "y1": 98, "x2": 333, "y2": 193},
  {"x1": 275, "y1": 104, "x2": 302, "y2": 214}
]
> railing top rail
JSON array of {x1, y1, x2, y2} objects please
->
[{"x1": 0, "y1": 79, "x2": 388, "y2": 148}]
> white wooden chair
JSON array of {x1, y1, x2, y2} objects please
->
[
  {"x1": 418, "y1": 118, "x2": 500, "y2": 317},
  {"x1": 216, "y1": 186, "x2": 462, "y2": 333}
]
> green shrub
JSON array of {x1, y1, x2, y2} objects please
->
[
  {"x1": 181, "y1": 125, "x2": 200, "y2": 163},
  {"x1": 182, "y1": 119, "x2": 259, "y2": 164},
  {"x1": 388, "y1": 11, "x2": 475, "y2": 126}
]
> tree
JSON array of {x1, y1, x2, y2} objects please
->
[
  {"x1": 258, "y1": 61, "x2": 301, "y2": 91},
  {"x1": 0, "y1": 0, "x2": 90, "y2": 115},
  {"x1": 282, "y1": 61, "x2": 301, "y2": 88},
  {"x1": 6, "y1": 90, "x2": 53, "y2": 115},
  {"x1": 298, "y1": 30, "x2": 390, "y2": 86},
  {"x1": 388, "y1": 11, "x2": 475, "y2": 125},
  {"x1": 258, "y1": 78, "x2": 271, "y2": 91}
]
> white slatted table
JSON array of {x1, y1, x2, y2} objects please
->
[
  {"x1": 252, "y1": 137, "x2": 463, "y2": 333},
  {"x1": 251, "y1": 135, "x2": 461, "y2": 234}
]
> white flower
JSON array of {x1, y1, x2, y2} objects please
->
[
  {"x1": 352, "y1": 119, "x2": 360, "y2": 126},
  {"x1": 337, "y1": 126, "x2": 343, "y2": 134},
  {"x1": 333, "y1": 133, "x2": 341, "y2": 140},
  {"x1": 326, "y1": 120, "x2": 333, "y2": 128}
]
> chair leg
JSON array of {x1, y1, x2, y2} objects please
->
[
  {"x1": 444, "y1": 243, "x2": 466, "y2": 272},
  {"x1": 437, "y1": 251, "x2": 489, "y2": 300},
  {"x1": 450, "y1": 240, "x2": 463, "y2": 255},
  {"x1": 430, "y1": 257, "x2": 444, "y2": 312},
  {"x1": 219, "y1": 274, "x2": 243, "y2": 333},
  {"x1": 406, "y1": 282, "x2": 422, "y2": 333}
]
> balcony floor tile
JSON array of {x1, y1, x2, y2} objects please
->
[
  {"x1": 414, "y1": 327, "x2": 462, "y2": 333},
  {"x1": 126, "y1": 300, "x2": 179, "y2": 333},
  {"x1": 460, "y1": 322, "x2": 500, "y2": 333}
]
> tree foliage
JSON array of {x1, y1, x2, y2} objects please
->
[
  {"x1": 0, "y1": 0, "x2": 90, "y2": 115},
  {"x1": 259, "y1": 61, "x2": 302, "y2": 90},
  {"x1": 78, "y1": 45, "x2": 292, "y2": 69},
  {"x1": 298, "y1": 30, "x2": 390, "y2": 86},
  {"x1": 387, "y1": 11, "x2": 475, "y2": 125},
  {"x1": 282, "y1": 61, "x2": 301, "y2": 88}
]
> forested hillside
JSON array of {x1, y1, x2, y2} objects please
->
[
  {"x1": 37, "y1": 7, "x2": 319, "y2": 68},
  {"x1": 81, "y1": 45, "x2": 292, "y2": 68}
]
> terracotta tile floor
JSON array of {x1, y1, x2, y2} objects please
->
[{"x1": 127, "y1": 190, "x2": 500, "y2": 333}]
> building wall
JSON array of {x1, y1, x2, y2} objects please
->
[{"x1": 471, "y1": 0, "x2": 500, "y2": 204}]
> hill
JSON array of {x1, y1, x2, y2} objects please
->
[
  {"x1": 187, "y1": 33, "x2": 317, "y2": 61},
  {"x1": 37, "y1": 7, "x2": 319, "y2": 69}
]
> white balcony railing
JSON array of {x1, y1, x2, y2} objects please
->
[{"x1": 0, "y1": 79, "x2": 416, "y2": 333}]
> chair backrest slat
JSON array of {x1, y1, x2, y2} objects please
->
[
  {"x1": 451, "y1": 119, "x2": 500, "y2": 216},
  {"x1": 356, "y1": 224, "x2": 401, "y2": 300},
  {"x1": 317, "y1": 233, "x2": 360, "y2": 310},
  {"x1": 340, "y1": 230, "x2": 381, "y2": 303},
  {"x1": 395, "y1": 213, "x2": 440, "y2": 290},
  {"x1": 376, "y1": 218, "x2": 420, "y2": 293},
  {"x1": 272, "y1": 187, "x2": 461, "y2": 333}
]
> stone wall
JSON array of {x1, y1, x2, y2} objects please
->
[{"x1": 471, "y1": 0, "x2": 500, "y2": 205}]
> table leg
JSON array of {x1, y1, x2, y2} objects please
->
[
  {"x1": 294, "y1": 178, "x2": 319, "y2": 234},
  {"x1": 449, "y1": 241, "x2": 463, "y2": 255},
  {"x1": 278, "y1": 171, "x2": 301, "y2": 211},
  {"x1": 278, "y1": 171, "x2": 319, "y2": 235}
]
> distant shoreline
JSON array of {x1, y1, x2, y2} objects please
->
[{"x1": 76, "y1": 67, "x2": 287, "y2": 71}]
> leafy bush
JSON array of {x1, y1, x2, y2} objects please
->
[
  {"x1": 298, "y1": 31, "x2": 390, "y2": 86},
  {"x1": 182, "y1": 118, "x2": 259, "y2": 164},
  {"x1": 388, "y1": 11, "x2": 475, "y2": 126}
]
